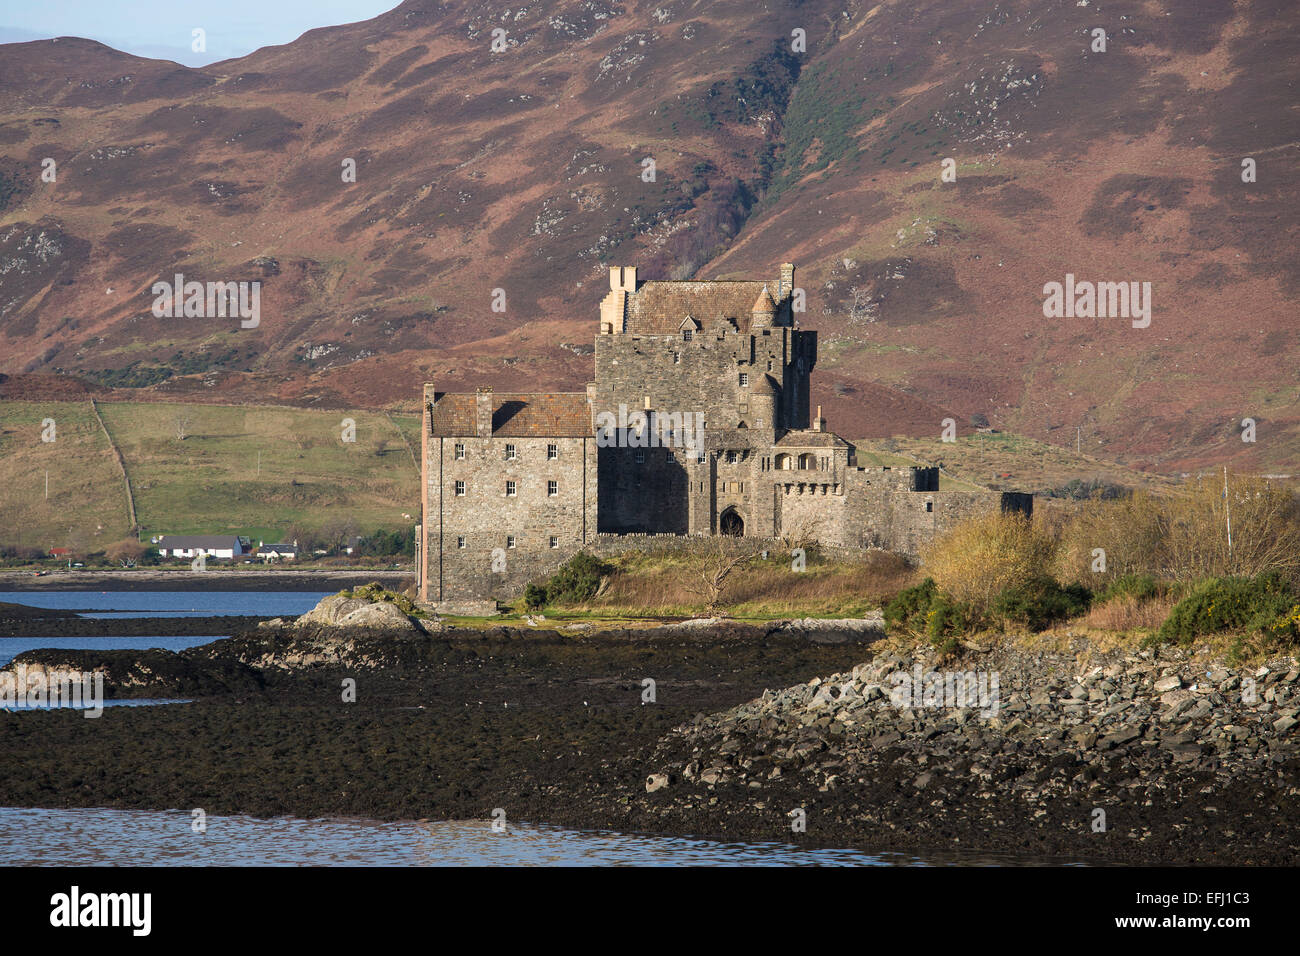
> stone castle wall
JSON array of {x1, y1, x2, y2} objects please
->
[{"x1": 421, "y1": 431, "x2": 597, "y2": 604}]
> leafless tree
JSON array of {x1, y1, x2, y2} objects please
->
[
  {"x1": 687, "y1": 535, "x2": 765, "y2": 613},
  {"x1": 777, "y1": 511, "x2": 825, "y2": 553},
  {"x1": 174, "y1": 414, "x2": 192, "y2": 441}
]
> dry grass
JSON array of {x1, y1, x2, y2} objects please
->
[
  {"x1": 1055, "y1": 474, "x2": 1300, "y2": 587},
  {"x1": 580, "y1": 548, "x2": 917, "y2": 618},
  {"x1": 1085, "y1": 595, "x2": 1173, "y2": 632}
]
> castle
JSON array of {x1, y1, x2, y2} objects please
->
[{"x1": 418, "y1": 263, "x2": 1030, "y2": 609}]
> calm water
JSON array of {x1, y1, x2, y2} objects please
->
[
  {"x1": 0, "y1": 591, "x2": 329, "y2": 618},
  {"x1": 0, "y1": 636, "x2": 228, "y2": 666},
  {"x1": 0, "y1": 807, "x2": 1071, "y2": 866}
]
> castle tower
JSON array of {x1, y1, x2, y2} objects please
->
[{"x1": 750, "y1": 285, "x2": 777, "y2": 330}]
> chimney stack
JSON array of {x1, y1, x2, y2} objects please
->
[
  {"x1": 813, "y1": 405, "x2": 824, "y2": 432},
  {"x1": 476, "y1": 386, "x2": 493, "y2": 438}
]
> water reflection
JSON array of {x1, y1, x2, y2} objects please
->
[{"x1": 0, "y1": 807, "x2": 1082, "y2": 866}]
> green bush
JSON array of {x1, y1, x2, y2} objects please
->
[
  {"x1": 991, "y1": 575, "x2": 1092, "y2": 632},
  {"x1": 1158, "y1": 573, "x2": 1298, "y2": 645},
  {"x1": 539, "y1": 552, "x2": 612, "y2": 605},
  {"x1": 884, "y1": 578, "x2": 939, "y2": 633},
  {"x1": 523, "y1": 583, "x2": 548, "y2": 610},
  {"x1": 1096, "y1": 573, "x2": 1163, "y2": 604},
  {"x1": 884, "y1": 578, "x2": 974, "y2": 648}
]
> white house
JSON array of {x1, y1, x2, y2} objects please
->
[
  {"x1": 258, "y1": 543, "x2": 299, "y2": 562},
  {"x1": 155, "y1": 535, "x2": 250, "y2": 560}
]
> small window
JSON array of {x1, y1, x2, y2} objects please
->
[
  {"x1": 456, "y1": 536, "x2": 466, "y2": 549},
  {"x1": 506, "y1": 480, "x2": 517, "y2": 496},
  {"x1": 739, "y1": 372, "x2": 749, "y2": 387},
  {"x1": 673, "y1": 352, "x2": 680, "y2": 364},
  {"x1": 505, "y1": 444, "x2": 517, "y2": 461},
  {"x1": 682, "y1": 330, "x2": 693, "y2": 342},
  {"x1": 507, "y1": 536, "x2": 516, "y2": 549},
  {"x1": 454, "y1": 443, "x2": 465, "y2": 460},
  {"x1": 634, "y1": 451, "x2": 645, "y2": 464},
  {"x1": 926, "y1": 501, "x2": 934, "y2": 513},
  {"x1": 697, "y1": 454, "x2": 706, "y2": 465},
  {"x1": 454, "y1": 481, "x2": 466, "y2": 496},
  {"x1": 666, "y1": 451, "x2": 675, "y2": 463},
  {"x1": 547, "y1": 444, "x2": 557, "y2": 460},
  {"x1": 547, "y1": 480, "x2": 558, "y2": 496},
  {"x1": 726, "y1": 451, "x2": 737, "y2": 464},
  {"x1": 548, "y1": 536, "x2": 559, "y2": 549}
]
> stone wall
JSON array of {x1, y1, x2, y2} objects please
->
[{"x1": 422, "y1": 432, "x2": 597, "y2": 604}]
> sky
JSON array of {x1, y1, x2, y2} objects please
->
[{"x1": 0, "y1": 0, "x2": 401, "y2": 66}]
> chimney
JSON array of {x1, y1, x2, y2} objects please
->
[
  {"x1": 476, "y1": 386, "x2": 493, "y2": 438},
  {"x1": 611, "y1": 266, "x2": 638, "y2": 291},
  {"x1": 813, "y1": 405, "x2": 824, "y2": 432},
  {"x1": 643, "y1": 394, "x2": 652, "y2": 411},
  {"x1": 779, "y1": 263, "x2": 795, "y2": 300}
]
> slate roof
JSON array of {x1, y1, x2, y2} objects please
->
[
  {"x1": 156, "y1": 535, "x2": 246, "y2": 551},
  {"x1": 624, "y1": 280, "x2": 789, "y2": 334},
  {"x1": 774, "y1": 430, "x2": 854, "y2": 448},
  {"x1": 430, "y1": 392, "x2": 592, "y2": 437}
]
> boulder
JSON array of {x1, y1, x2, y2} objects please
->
[{"x1": 295, "y1": 594, "x2": 423, "y2": 633}]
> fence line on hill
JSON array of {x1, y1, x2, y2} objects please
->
[
  {"x1": 89, "y1": 399, "x2": 138, "y2": 534},
  {"x1": 386, "y1": 411, "x2": 419, "y2": 472}
]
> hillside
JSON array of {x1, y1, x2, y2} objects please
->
[
  {"x1": 0, "y1": 0, "x2": 1296, "y2": 474},
  {"x1": 0, "y1": 399, "x2": 420, "y2": 552}
]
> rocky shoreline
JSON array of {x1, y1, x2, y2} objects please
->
[
  {"x1": 1, "y1": 609, "x2": 1296, "y2": 864},
  {"x1": 622, "y1": 641, "x2": 1300, "y2": 864}
]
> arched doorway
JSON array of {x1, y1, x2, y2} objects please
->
[{"x1": 719, "y1": 508, "x2": 744, "y2": 536}]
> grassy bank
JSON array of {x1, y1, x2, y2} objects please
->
[{"x1": 0, "y1": 399, "x2": 420, "y2": 554}]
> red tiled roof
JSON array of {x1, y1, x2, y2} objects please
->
[
  {"x1": 430, "y1": 392, "x2": 591, "y2": 437},
  {"x1": 625, "y1": 280, "x2": 790, "y2": 334}
]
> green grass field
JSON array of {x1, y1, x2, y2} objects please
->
[
  {"x1": 0, "y1": 399, "x2": 421, "y2": 553},
  {"x1": 854, "y1": 433, "x2": 1177, "y2": 496}
]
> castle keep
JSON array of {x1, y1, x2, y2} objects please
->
[{"x1": 418, "y1": 264, "x2": 1030, "y2": 608}]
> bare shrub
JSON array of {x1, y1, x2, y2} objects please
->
[
  {"x1": 1057, "y1": 474, "x2": 1300, "y2": 586},
  {"x1": 921, "y1": 511, "x2": 1057, "y2": 611}
]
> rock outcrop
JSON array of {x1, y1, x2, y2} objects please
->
[
  {"x1": 295, "y1": 594, "x2": 426, "y2": 633},
  {"x1": 634, "y1": 640, "x2": 1300, "y2": 855}
]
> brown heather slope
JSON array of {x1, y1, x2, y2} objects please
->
[{"x1": 0, "y1": 0, "x2": 1295, "y2": 474}]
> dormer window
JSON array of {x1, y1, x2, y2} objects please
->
[
  {"x1": 739, "y1": 373, "x2": 749, "y2": 387},
  {"x1": 682, "y1": 330, "x2": 693, "y2": 342}
]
